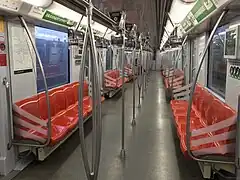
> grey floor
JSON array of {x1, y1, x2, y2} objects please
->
[{"x1": 12, "y1": 72, "x2": 203, "y2": 180}]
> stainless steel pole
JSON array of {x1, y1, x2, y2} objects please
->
[
  {"x1": 132, "y1": 44, "x2": 136, "y2": 126},
  {"x1": 120, "y1": 12, "x2": 126, "y2": 158},
  {"x1": 88, "y1": 10, "x2": 102, "y2": 180},
  {"x1": 141, "y1": 49, "x2": 145, "y2": 99},
  {"x1": 138, "y1": 44, "x2": 142, "y2": 108},
  {"x1": 137, "y1": 52, "x2": 140, "y2": 107},
  {"x1": 236, "y1": 95, "x2": 240, "y2": 179},
  {"x1": 78, "y1": 23, "x2": 91, "y2": 180},
  {"x1": 3, "y1": 77, "x2": 13, "y2": 150},
  {"x1": 78, "y1": 1, "x2": 103, "y2": 179}
]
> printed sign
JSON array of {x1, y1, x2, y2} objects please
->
[
  {"x1": 11, "y1": 24, "x2": 33, "y2": 72},
  {"x1": 191, "y1": 0, "x2": 217, "y2": 23},
  {"x1": 0, "y1": 0, "x2": 22, "y2": 12},
  {"x1": 0, "y1": 17, "x2": 6, "y2": 67},
  {"x1": 109, "y1": 11, "x2": 122, "y2": 23},
  {"x1": 29, "y1": 7, "x2": 77, "y2": 28},
  {"x1": 126, "y1": 23, "x2": 134, "y2": 32},
  {"x1": 180, "y1": 0, "x2": 230, "y2": 34},
  {"x1": 28, "y1": 6, "x2": 46, "y2": 19},
  {"x1": 43, "y1": 11, "x2": 76, "y2": 27}
]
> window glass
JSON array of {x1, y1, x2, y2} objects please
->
[
  {"x1": 208, "y1": 25, "x2": 228, "y2": 97},
  {"x1": 35, "y1": 26, "x2": 69, "y2": 92}
]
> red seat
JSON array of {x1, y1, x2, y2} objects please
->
[
  {"x1": 170, "y1": 84, "x2": 236, "y2": 157},
  {"x1": 104, "y1": 70, "x2": 122, "y2": 89},
  {"x1": 164, "y1": 69, "x2": 184, "y2": 89},
  {"x1": 180, "y1": 134, "x2": 217, "y2": 157},
  {"x1": 13, "y1": 81, "x2": 94, "y2": 146},
  {"x1": 13, "y1": 94, "x2": 69, "y2": 145}
]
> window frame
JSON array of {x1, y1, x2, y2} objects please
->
[
  {"x1": 35, "y1": 25, "x2": 70, "y2": 92},
  {"x1": 207, "y1": 25, "x2": 228, "y2": 98}
]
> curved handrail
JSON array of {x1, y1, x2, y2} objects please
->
[
  {"x1": 78, "y1": 1, "x2": 103, "y2": 180},
  {"x1": 88, "y1": 16, "x2": 102, "y2": 178},
  {"x1": 78, "y1": 23, "x2": 91, "y2": 180},
  {"x1": 185, "y1": 10, "x2": 234, "y2": 165},
  {"x1": 13, "y1": 16, "x2": 52, "y2": 148}
]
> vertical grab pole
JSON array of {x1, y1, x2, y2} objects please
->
[
  {"x1": 186, "y1": 10, "x2": 233, "y2": 164},
  {"x1": 170, "y1": 36, "x2": 188, "y2": 89},
  {"x1": 3, "y1": 77, "x2": 13, "y2": 150},
  {"x1": 138, "y1": 39, "x2": 143, "y2": 108},
  {"x1": 89, "y1": 21, "x2": 102, "y2": 180},
  {"x1": 78, "y1": 1, "x2": 103, "y2": 180},
  {"x1": 131, "y1": 38, "x2": 137, "y2": 126},
  {"x1": 18, "y1": 16, "x2": 52, "y2": 147},
  {"x1": 89, "y1": 0, "x2": 103, "y2": 177},
  {"x1": 236, "y1": 95, "x2": 240, "y2": 179},
  {"x1": 146, "y1": 52, "x2": 148, "y2": 84},
  {"x1": 78, "y1": 18, "x2": 92, "y2": 180},
  {"x1": 141, "y1": 48, "x2": 144, "y2": 99},
  {"x1": 120, "y1": 11, "x2": 126, "y2": 158}
]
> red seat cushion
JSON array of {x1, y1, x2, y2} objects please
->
[
  {"x1": 171, "y1": 83, "x2": 236, "y2": 157},
  {"x1": 13, "y1": 81, "x2": 93, "y2": 146}
]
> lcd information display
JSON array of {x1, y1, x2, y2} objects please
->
[{"x1": 225, "y1": 29, "x2": 237, "y2": 57}]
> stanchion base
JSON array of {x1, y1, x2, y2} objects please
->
[
  {"x1": 131, "y1": 119, "x2": 136, "y2": 126},
  {"x1": 90, "y1": 173, "x2": 94, "y2": 180},
  {"x1": 120, "y1": 149, "x2": 126, "y2": 159}
]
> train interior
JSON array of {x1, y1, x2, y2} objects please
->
[{"x1": 1, "y1": 0, "x2": 240, "y2": 180}]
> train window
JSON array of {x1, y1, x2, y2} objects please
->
[
  {"x1": 35, "y1": 26, "x2": 69, "y2": 92},
  {"x1": 208, "y1": 25, "x2": 228, "y2": 97}
]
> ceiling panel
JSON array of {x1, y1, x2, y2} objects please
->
[{"x1": 92, "y1": 0, "x2": 157, "y2": 47}]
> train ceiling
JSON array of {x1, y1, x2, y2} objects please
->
[
  {"x1": 55, "y1": 0, "x2": 173, "y2": 48},
  {"x1": 93, "y1": 0, "x2": 173, "y2": 48}
]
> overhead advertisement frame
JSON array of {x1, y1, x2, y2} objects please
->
[{"x1": 179, "y1": 0, "x2": 232, "y2": 35}]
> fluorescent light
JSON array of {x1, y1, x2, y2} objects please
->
[{"x1": 22, "y1": 0, "x2": 53, "y2": 8}]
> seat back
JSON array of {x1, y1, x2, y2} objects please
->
[
  {"x1": 63, "y1": 85, "x2": 76, "y2": 107},
  {"x1": 209, "y1": 100, "x2": 235, "y2": 124},
  {"x1": 15, "y1": 96, "x2": 42, "y2": 119},
  {"x1": 38, "y1": 93, "x2": 55, "y2": 120},
  {"x1": 50, "y1": 89, "x2": 66, "y2": 115}
]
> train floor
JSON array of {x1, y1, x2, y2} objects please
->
[{"x1": 11, "y1": 72, "x2": 203, "y2": 180}]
